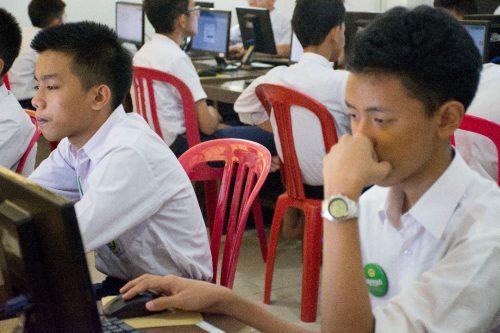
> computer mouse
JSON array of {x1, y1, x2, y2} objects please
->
[
  {"x1": 197, "y1": 68, "x2": 218, "y2": 77},
  {"x1": 103, "y1": 290, "x2": 160, "y2": 319}
]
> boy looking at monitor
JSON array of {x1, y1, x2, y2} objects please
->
[
  {"x1": 230, "y1": 0, "x2": 291, "y2": 58},
  {"x1": 120, "y1": 6, "x2": 500, "y2": 332},
  {"x1": 0, "y1": 8, "x2": 37, "y2": 176},
  {"x1": 28, "y1": 21, "x2": 212, "y2": 298},
  {"x1": 9, "y1": 0, "x2": 66, "y2": 110},
  {"x1": 234, "y1": 0, "x2": 350, "y2": 237},
  {"x1": 134, "y1": 0, "x2": 226, "y2": 156}
]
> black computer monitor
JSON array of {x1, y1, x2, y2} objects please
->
[
  {"x1": 0, "y1": 167, "x2": 101, "y2": 332},
  {"x1": 461, "y1": 20, "x2": 491, "y2": 62},
  {"x1": 115, "y1": 1, "x2": 145, "y2": 47},
  {"x1": 195, "y1": 1, "x2": 214, "y2": 8},
  {"x1": 191, "y1": 9, "x2": 231, "y2": 59},
  {"x1": 236, "y1": 6, "x2": 277, "y2": 60},
  {"x1": 464, "y1": 14, "x2": 500, "y2": 61},
  {"x1": 344, "y1": 12, "x2": 379, "y2": 60}
]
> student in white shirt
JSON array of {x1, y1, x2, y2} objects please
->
[
  {"x1": 119, "y1": 6, "x2": 500, "y2": 333},
  {"x1": 134, "y1": 0, "x2": 226, "y2": 156},
  {"x1": 455, "y1": 63, "x2": 500, "y2": 182},
  {"x1": 9, "y1": 0, "x2": 66, "y2": 110},
  {"x1": 495, "y1": 5, "x2": 500, "y2": 14},
  {"x1": 230, "y1": 0, "x2": 291, "y2": 58},
  {"x1": 0, "y1": 8, "x2": 37, "y2": 176},
  {"x1": 235, "y1": 0, "x2": 349, "y2": 189},
  {"x1": 28, "y1": 21, "x2": 212, "y2": 298}
]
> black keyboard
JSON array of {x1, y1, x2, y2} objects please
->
[{"x1": 101, "y1": 316, "x2": 140, "y2": 333}]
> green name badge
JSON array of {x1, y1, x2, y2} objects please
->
[{"x1": 364, "y1": 263, "x2": 388, "y2": 297}]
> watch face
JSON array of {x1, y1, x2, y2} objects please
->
[{"x1": 328, "y1": 198, "x2": 349, "y2": 218}]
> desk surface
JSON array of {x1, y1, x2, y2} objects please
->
[{"x1": 202, "y1": 79, "x2": 250, "y2": 105}]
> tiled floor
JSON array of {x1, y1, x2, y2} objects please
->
[{"x1": 87, "y1": 229, "x2": 321, "y2": 332}]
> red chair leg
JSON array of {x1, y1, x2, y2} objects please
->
[
  {"x1": 300, "y1": 204, "x2": 322, "y2": 322},
  {"x1": 204, "y1": 180, "x2": 218, "y2": 233},
  {"x1": 264, "y1": 199, "x2": 288, "y2": 304},
  {"x1": 252, "y1": 197, "x2": 267, "y2": 262}
]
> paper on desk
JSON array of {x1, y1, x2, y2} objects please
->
[{"x1": 102, "y1": 296, "x2": 202, "y2": 329}]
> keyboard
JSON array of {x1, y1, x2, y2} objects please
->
[{"x1": 101, "y1": 316, "x2": 140, "y2": 333}]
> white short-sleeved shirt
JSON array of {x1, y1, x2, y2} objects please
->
[
  {"x1": 29, "y1": 106, "x2": 212, "y2": 281},
  {"x1": 0, "y1": 83, "x2": 36, "y2": 175},
  {"x1": 133, "y1": 34, "x2": 207, "y2": 146},
  {"x1": 455, "y1": 63, "x2": 500, "y2": 182},
  {"x1": 9, "y1": 26, "x2": 40, "y2": 101},
  {"x1": 234, "y1": 52, "x2": 350, "y2": 185},
  {"x1": 230, "y1": 9, "x2": 291, "y2": 46},
  {"x1": 494, "y1": 5, "x2": 500, "y2": 14},
  {"x1": 358, "y1": 152, "x2": 500, "y2": 332}
]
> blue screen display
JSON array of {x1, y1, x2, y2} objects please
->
[{"x1": 191, "y1": 10, "x2": 230, "y2": 55}]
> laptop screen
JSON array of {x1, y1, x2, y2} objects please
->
[{"x1": 461, "y1": 20, "x2": 491, "y2": 62}]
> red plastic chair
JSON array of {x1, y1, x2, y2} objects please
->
[
  {"x1": 16, "y1": 109, "x2": 41, "y2": 174},
  {"x1": 452, "y1": 114, "x2": 500, "y2": 186},
  {"x1": 255, "y1": 83, "x2": 339, "y2": 322},
  {"x1": 179, "y1": 139, "x2": 271, "y2": 288},
  {"x1": 3, "y1": 74, "x2": 10, "y2": 90},
  {"x1": 132, "y1": 66, "x2": 269, "y2": 262}
]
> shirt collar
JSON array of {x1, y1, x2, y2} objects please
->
[
  {"x1": 299, "y1": 52, "x2": 334, "y2": 68},
  {"x1": 377, "y1": 151, "x2": 474, "y2": 239},
  {"x1": 69, "y1": 105, "x2": 126, "y2": 161},
  {"x1": 152, "y1": 33, "x2": 181, "y2": 49}
]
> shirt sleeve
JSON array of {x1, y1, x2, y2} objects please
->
[
  {"x1": 75, "y1": 145, "x2": 164, "y2": 251},
  {"x1": 275, "y1": 16, "x2": 291, "y2": 45},
  {"x1": 230, "y1": 24, "x2": 242, "y2": 45},
  {"x1": 28, "y1": 140, "x2": 81, "y2": 201},
  {"x1": 373, "y1": 229, "x2": 500, "y2": 332},
  {"x1": 234, "y1": 75, "x2": 270, "y2": 125}
]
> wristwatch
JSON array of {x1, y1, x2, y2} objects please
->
[{"x1": 321, "y1": 194, "x2": 359, "y2": 222}]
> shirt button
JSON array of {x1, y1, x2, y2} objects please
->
[{"x1": 403, "y1": 249, "x2": 413, "y2": 256}]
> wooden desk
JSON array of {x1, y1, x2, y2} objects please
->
[{"x1": 202, "y1": 79, "x2": 249, "y2": 105}]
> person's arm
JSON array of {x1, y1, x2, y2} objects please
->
[
  {"x1": 276, "y1": 44, "x2": 291, "y2": 58},
  {"x1": 195, "y1": 99, "x2": 228, "y2": 135},
  {"x1": 234, "y1": 75, "x2": 273, "y2": 132},
  {"x1": 321, "y1": 134, "x2": 391, "y2": 333},
  {"x1": 120, "y1": 274, "x2": 312, "y2": 333}
]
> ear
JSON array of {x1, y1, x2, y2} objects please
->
[
  {"x1": 434, "y1": 100, "x2": 464, "y2": 139},
  {"x1": 90, "y1": 84, "x2": 112, "y2": 112},
  {"x1": 177, "y1": 13, "x2": 187, "y2": 30}
]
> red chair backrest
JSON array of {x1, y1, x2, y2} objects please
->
[
  {"x1": 452, "y1": 114, "x2": 500, "y2": 185},
  {"x1": 16, "y1": 109, "x2": 41, "y2": 174},
  {"x1": 131, "y1": 66, "x2": 200, "y2": 148},
  {"x1": 179, "y1": 139, "x2": 271, "y2": 288},
  {"x1": 3, "y1": 74, "x2": 10, "y2": 90},
  {"x1": 255, "y1": 83, "x2": 338, "y2": 200}
]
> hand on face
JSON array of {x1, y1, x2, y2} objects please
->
[
  {"x1": 120, "y1": 274, "x2": 228, "y2": 313},
  {"x1": 323, "y1": 134, "x2": 391, "y2": 198}
]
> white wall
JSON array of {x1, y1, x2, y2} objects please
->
[{"x1": 0, "y1": 0, "x2": 434, "y2": 35}]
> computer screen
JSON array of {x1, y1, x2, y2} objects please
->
[
  {"x1": 461, "y1": 20, "x2": 491, "y2": 63},
  {"x1": 290, "y1": 32, "x2": 303, "y2": 63},
  {"x1": 463, "y1": 14, "x2": 500, "y2": 61},
  {"x1": 236, "y1": 7, "x2": 277, "y2": 55},
  {"x1": 344, "y1": 12, "x2": 379, "y2": 59},
  {"x1": 115, "y1": 1, "x2": 144, "y2": 46},
  {"x1": 190, "y1": 9, "x2": 231, "y2": 58},
  {"x1": 195, "y1": 1, "x2": 214, "y2": 8},
  {"x1": 0, "y1": 167, "x2": 101, "y2": 332}
]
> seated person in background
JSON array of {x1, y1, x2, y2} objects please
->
[
  {"x1": 455, "y1": 63, "x2": 500, "y2": 183},
  {"x1": 433, "y1": 0, "x2": 477, "y2": 19},
  {"x1": 230, "y1": 0, "x2": 291, "y2": 58},
  {"x1": 9, "y1": 0, "x2": 66, "y2": 110},
  {"x1": 495, "y1": 5, "x2": 500, "y2": 14},
  {"x1": 119, "y1": 6, "x2": 500, "y2": 333},
  {"x1": 134, "y1": 0, "x2": 227, "y2": 157},
  {"x1": 28, "y1": 21, "x2": 212, "y2": 299},
  {"x1": 0, "y1": 8, "x2": 37, "y2": 176},
  {"x1": 234, "y1": 0, "x2": 350, "y2": 237}
]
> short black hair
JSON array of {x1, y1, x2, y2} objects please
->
[
  {"x1": 292, "y1": 0, "x2": 345, "y2": 47},
  {"x1": 28, "y1": 0, "x2": 66, "y2": 28},
  {"x1": 434, "y1": 0, "x2": 477, "y2": 16},
  {"x1": 0, "y1": 8, "x2": 22, "y2": 77},
  {"x1": 347, "y1": 6, "x2": 482, "y2": 114},
  {"x1": 31, "y1": 21, "x2": 132, "y2": 110},
  {"x1": 144, "y1": 0, "x2": 189, "y2": 34}
]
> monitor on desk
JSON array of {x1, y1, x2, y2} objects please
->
[
  {"x1": 191, "y1": 9, "x2": 231, "y2": 59},
  {"x1": 236, "y1": 6, "x2": 277, "y2": 59},
  {"x1": 344, "y1": 12, "x2": 379, "y2": 60},
  {"x1": 115, "y1": 1, "x2": 144, "y2": 48},
  {"x1": 461, "y1": 20, "x2": 491, "y2": 63},
  {"x1": 0, "y1": 167, "x2": 101, "y2": 332},
  {"x1": 463, "y1": 14, "x2": 500, "y2": 62}
]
